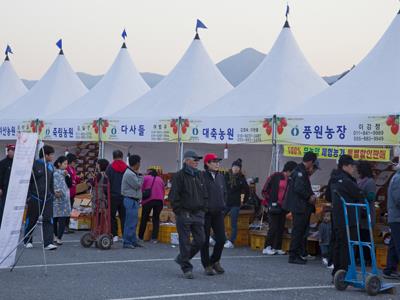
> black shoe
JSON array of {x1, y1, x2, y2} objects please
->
[
  {"x1": 213, "y1": 262, "x2": 225, "y2": 274},
  {"x1": 288, "y1": 257, "x2": 307, "y2": 265},
  {"x1": 204, "y1": 266, "x2": 216, "y2": 276},
  {"x1": 132, "y1": 242, "x2": 144, "y2": 248},
  {"x1": 183, "y1": 271, "x2": 194, "y2": 279},
  {"x1": 123, "y1": 244, "x2": 136, "y2": 249}
]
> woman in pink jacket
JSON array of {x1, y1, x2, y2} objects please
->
[{"x1": 138, "y1": 168, "x2": 165, "y2": 243}]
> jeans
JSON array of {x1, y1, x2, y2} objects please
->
[
  {"x1": 384, "y1": 222, "x2": 400, "y2": 275},
  {"x1": 201, "y1": 210, "x2": 226, "y2": 268},
  {"x1": 138, "y1": 200, "x2": 163, "y2": 240},
  {"x1": 123, "y1": 197, "x2": 139, "y2": 246},
  {"x1": 320, "y1": 244, "x2": 329, "y2": 259},
  {"x1": 175, "y1": 210, "x2": 205, "y2": 273},
  {"x1": 227, "y1": 206, "x2": 240, "y2": 243}
]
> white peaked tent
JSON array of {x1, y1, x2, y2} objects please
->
[
  {"x1": 194, "y1": 20, "x2": 328, "y2": 117},
  {"x1": 51, "y1": 43, "x2": 149, "y2": 119},
  {"x1": 109, "y1": 33, "x2": 233, "y2": 119},
  {"x1": 0, "y1": 55, "x2": 27, "y2": 110},
  {"x1": 294, "y1": 10, "x2": 400, "y2": 115},
  {"x1": 0, "y1": 50, "x2": 88, "y2": 120}
]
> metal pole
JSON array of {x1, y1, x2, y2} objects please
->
[
  {"x1": 271, "y1": 115, "x2": 279, "y2": 172},
  {"x1": 98, "y1": 118, "x2": 104, "y2": 159},
  {"x1": 177, "y1": 117, "x2": 183, "y2": 170}
]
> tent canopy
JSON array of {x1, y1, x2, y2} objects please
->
[
  {"x1": 109, "y1": 34, "x2": 233, "y2": 119},
  {"x1": 0, "y1": 51, "x2": 88, "y2": 120},
  {"x1": 193, "y1": 21, "x2": 328, "y2": 117},
  {"x1": 292, "y1": 10, "x2": 400, "y2": 115},
  {"x1": 0, "y1": 57, "x2": 27, "y2": 110},
  {"x1": 50, "y1": 43, "x2": 149, "y2": 119}
]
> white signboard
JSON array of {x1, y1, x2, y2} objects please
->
[{"x1": 0, "y1": 133, "x2": 38, "y2": 268}]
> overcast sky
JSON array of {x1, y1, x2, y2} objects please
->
[{"x1": 0, "y1": 0, "x2": 398, "y2": 79}]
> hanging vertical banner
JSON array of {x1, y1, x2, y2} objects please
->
[
  {"x1": 277, "y1": 115, "x2": 399, "y2": 146},
  {"x1": 0, "y1": 132, "x2": 38, "y2": 268}
]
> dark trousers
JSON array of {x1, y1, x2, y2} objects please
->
[
  {"x1": 24, "y1": 197, "x2": 54, "y2": 247},
  {"x1": 384, "y1": 222, "x2": 400, "y2": 275},
  {"x1": 175, "y1": 211, "x2": 205, "y2": 273},
  {"x1": 332, "y1": 226, "x2": 357, "y2": 276},
  {"x1": 289, "y1": 212, "x2": 309, "y2": 258},
  {"x1": 201, "y1": 210, "x2": 226, "y2": 268},
  {"x1": 111, "y1": 195, "x2": 125, "y2": 237},
  {"x1": 0, "y1": 195, "x2": 5, "y2": 228},
  {"x1": 53, "y1": 217, "x2": 67, "y2": 239},
  {"x1": 65, "y1": 197, "x2": 75, "y2": 229},
  {"x1": 138, "y1": 200, "x2": 163, "y2": 240},
  {"x1": 266, "y1": 212, "x2": 286, "y2": 249}
]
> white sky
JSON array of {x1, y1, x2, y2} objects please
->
[{"x1": 0, "y1": 0, "x2": 398, "y2": 79}]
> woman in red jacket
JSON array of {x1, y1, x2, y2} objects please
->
[{"x1": 262, "y1": 161, "x2": 297, "y2": 255}]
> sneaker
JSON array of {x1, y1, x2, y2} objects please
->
[
  {"x1": 275, "y1": 249, "x2": 286, "y2": 255},
  {"x1": 183, "y1": 271, "x2": 194, "y2": 279},
  {"x1": 54, "y1": 238, "x2": 63, "y2": 245},
  {"x1": 204, "y1": 266, "x2": 216, "y2": 276},
  {"x1": 137, "y1": 238, "x2": 144, "y2": 243},
  {"x1": 44, "y1": 244, "x2": 58, "y2": 251},
  {"x1": 383, "y1": 272, "x2": 400, "y2": 280},
  {"x1": 322, "y1": 258, "x2": 329, "y2": 266},
  {"x1": 25, "y1": 243, "x2": 33, "y2": 249},
  {"x1": 262, "y1": 246, "x2": 276, "y2": 255},
  {"x1": 301, "y1": 254, "x2": 316, "y2": 261},
  {"x1": 209, "y1": 237, "x2": 216, "y2": 247},
  {"x1": 112, "y1": 236, "x2": 119, "y2": 243},
  {"x1": 212, "y1": 262, "x2": 225, "y2": 274},
  {"x1": 327, "y1": 264, "x2": 334, "y2": 269},
  {"x1": 288, "y1": 257, "x2": 307, "y2": 265},
  {"x1": 224, "y1": 240, "x2": 234, "y2": 249},
  {"x1": 123, "y1": 244, "x2": 136, "y2": 249},
  {"x1": 150, "y1": 239, "x2": 158, "y2": 244}
]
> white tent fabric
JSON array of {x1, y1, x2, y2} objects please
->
[
  {"x1": 0, "y1": 52, "x2": 88, "y2": 120},
  {"x1": 293, "y1": 10, "x2": 400, "y2": 115},
  {"x1": 109, "y1": 34, "x2": 233, "y2": 119},
  {"x1": 50, "y1": 44, "x2": 149, "y2": 119},
  {"x1": 193, "y1": 21, "x2": 328, "y2": 117},
  {"x1": 0, "y1": 58, "x2": 27, "y2": 110}
]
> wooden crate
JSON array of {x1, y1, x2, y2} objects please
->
[
  {"x1": 376, "y1": 244, "x2": 387, "y2": 269},
  {"x1": 282, "y1": 236, "x2": 291, "y2": 252},
  {"x1": 226, "y1": 228, "x2": 249, "y2": 247},
  {"x1": 224, "y1": 211, "x2": 254, "y2": 231},
  {"x1": 249, "y1": 231, "x2": 266, "y2": 251},
  {"x1": 159, "y1": 224, "x2": 177, "y2": 243}
]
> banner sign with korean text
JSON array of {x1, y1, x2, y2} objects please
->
[
  {"x1": 184, "y1": 116, "x2": 273, "y2": 144},
  {"x1": 40, "y1": 119, "x2": 99, "y2": 141},
  {"x1": 284, "y1": 145, "x2": 390, "y2": 162},
  {"x1": 276, "y1": 115, "x2": 399, "y2": 146},
  {"x1": 0, "y1": 133, "x2": 38, "y2": 268},
  {"x1": 0, "y1": 120, "x2": 27, "y2": 140}
]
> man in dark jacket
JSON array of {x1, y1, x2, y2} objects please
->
[
  {"x1": 169, "y1": 150, "x2": 207, "y2": 279},
  {"x1": 285, "y1": 152, "x2": 319, "y2": 264},
  {"x1": 328, "y1": 155, "x2": 364, "y2": 277},
  {"x1": 0, "y1": 144, "x2": 14, "y2": 227},
  {"x1": 201, "y1": 153, "x2": 227, "y2": 276},
  {"x1": 24, "y1": 145, "x2": 57, "y2": 250},
  {"x1": 105, "y1": 150, "x2": 127, "y2": 242}
]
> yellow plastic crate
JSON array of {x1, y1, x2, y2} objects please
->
[
  {"x1": 250, "y1": 232, "x2": 266, "y2": 251},
  {"x1": 159, "y1": 224, "x2": 177, "y2": 244},
  {"x1": 376, "y1": 244, "x2": 387, "y2": 269}
]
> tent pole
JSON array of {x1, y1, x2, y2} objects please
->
[
  {"x1": 272, "y1": 115, "x2": 279, "y2": 172},
  {"x1": 98, "y1": 118, "x2": 104, "y2": 159},
  {"x1": 177, "y1": 117, "x2": 183, "y2": 170}
]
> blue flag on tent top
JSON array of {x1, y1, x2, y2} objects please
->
[
  {"x1": 56, "y1": 39, "x2": 62, "y2": 50},
  {"x1": 196, "y1": 19, "x2": 207, "y2": 32},
  {"x1": 122, "y1": 29, "x2": 127, "y2": 40},
  {"x1": 5, "y1": 45, "x2": 13, "y2": 55}
]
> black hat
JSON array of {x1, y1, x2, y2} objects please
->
[
  {"x1": 183, "y1": 150, "x2": 202, "y2": 160},
  {"x1": 338, "y1": 154, "x2": 357, "y2": 168},
  {"x1": 232, "y1": 158, "x2": 242, "y2": 168}
]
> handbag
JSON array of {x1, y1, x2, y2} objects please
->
[{"x1": 142, "y1": 176, "x2": 156, "y2": 200}]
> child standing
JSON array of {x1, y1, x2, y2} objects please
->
[{"x1": 319, "y1": 212, "x2": 333, "y2": 269}]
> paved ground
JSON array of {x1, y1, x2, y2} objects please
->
[{"x1": 0, "y1": 231, "x2": 399, "y2": 300}]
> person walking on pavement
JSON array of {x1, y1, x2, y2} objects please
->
[
  {"x1": 223, "y1": 159, "x2": 249, "y2": 249},
  {"x1": 327, "y1": 155, "x2": 364, "y2": 277},
  {"x1": 169, "y1": 150, "x2": 207, "y2": 279},
  {"x1": 262, "y1": 161, "x2": 297, "y2": 255},
  {"x1": 383, "y1": 158, "x2": 400, "y2": 279},
  {"x1": 65, "y1": 153, "x2": 81, "y2": 233},
  {"x1": 0, "y1": 144, "x2": 14, "y2": 227},
  {"x1": 24, "y1": 145, "x2": 57, "y2": 250},
  {"x1": 201, "y1": 153, "x2": 227, "y2": 276},
  {"x1": 284, "y1": 152, "x2": 319, "y2": 264},
  {"x1": 121, "y1": 155, "x2": 144, "y2": 249},
  {"x1": 106, "y1": 150, "x2": 128, "y2": 242}
]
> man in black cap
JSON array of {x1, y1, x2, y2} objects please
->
[
  {"x1": 0, "y1": 144, "x2": 15, "y2": 227},
  {"x1": 169, "y1": 150, "x2": 207, "y2": 279},
  {"x1": 326, "y1": 154, "x2": 364, "y2": 277},
  {"x1": 285, "y1": 151, "x2": 319, "y2": 264}
]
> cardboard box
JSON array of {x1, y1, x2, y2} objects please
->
[{"x1": 69, "y1": 215, "x2": 91, "y2": 230}]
